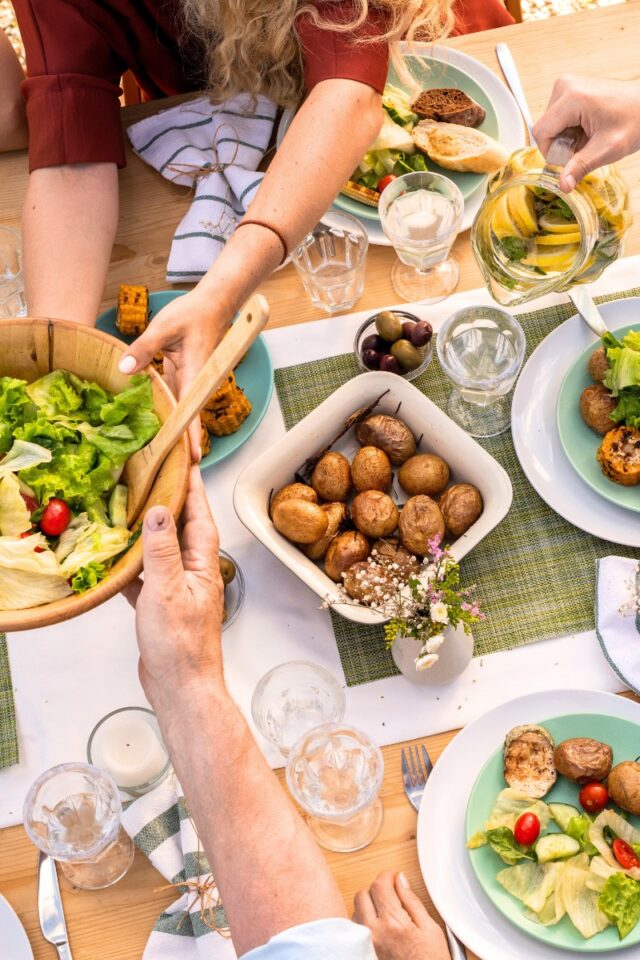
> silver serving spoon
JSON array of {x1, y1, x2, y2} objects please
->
[
  {"x1": 568, "y1": 287, "x2": 609, "y2": 339},
  {"x1": 495, "y1": 43, "x2": 536, "y2": 145}
]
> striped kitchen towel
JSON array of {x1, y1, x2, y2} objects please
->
[
  {"x1": 127, "y1": 94, "x2": 277, "y2": 283},
  {"x1": 122, "y1": 773, "x2": 236, "y2": 959}
]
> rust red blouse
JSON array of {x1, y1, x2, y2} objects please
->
[{"x1": 13, "y1": 1, "x2": 514, "y2": 172}]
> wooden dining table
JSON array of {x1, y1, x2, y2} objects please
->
[{"x1": 1, "y1": 4, "x2": 640, "y2": 958}]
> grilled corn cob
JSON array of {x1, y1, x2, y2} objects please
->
[
  {"x1": 203, "y1": 372, "x2": 237, "y2": 410},
  {"x1": 341, "y1": 180, "x2": 380, "y2": 208},
  {"x1": 200, "y1": 419, "x2": 212, "y2": 456},
  {"x1": 201, "y1": 388, "x2": 252, "y2": 436},
  {"x1": 116, "y1": 284, "x2": 149, "y2": 336}
]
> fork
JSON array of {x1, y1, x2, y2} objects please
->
[{"x1": 401, "y1": 744, "x2": 467, "y2": 960}]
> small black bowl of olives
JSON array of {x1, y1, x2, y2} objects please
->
[
  {"x1": 354, "y1": 309, "x2": 433, "y2": 380},
  {"x1": 219, "y1": 549, "x2": 245, "y2": 631}
]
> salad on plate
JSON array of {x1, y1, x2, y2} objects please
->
[{"x1": 0, "y1": 369, "x2": 159, "y2": 609}]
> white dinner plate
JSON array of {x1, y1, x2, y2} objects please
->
[
  {"x1": 417, "y1": 689, "x2": 640, "y2": 960},
  {"x1": 0, "y1": 894, "x2": 34, "y2": 960},
  {"x1": 511, "y1": 297, "x2": 640, "y2": 548}
]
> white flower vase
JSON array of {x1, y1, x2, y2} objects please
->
[{"x1": 391, "y1": 623, "x2": 474, "y2": 685}]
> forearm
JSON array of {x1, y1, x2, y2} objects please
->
[
  {"x1": 154, "y1": 681, "x2": 346, "y2": 956},
  {"x1": 0, "y1": 31, "x2": 27, "y2": 152},
  {"x1": 22, "y1": 163, "x2": 118, "y2": 325}
]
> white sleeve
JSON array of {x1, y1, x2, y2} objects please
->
[{"x1": 239, "y1": 918, "x2": 376, "y2": 960}]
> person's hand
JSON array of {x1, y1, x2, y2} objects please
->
[
  {"x1": 354, "y1": 871, "x2": 450, "y2": 960},
  {"x1": 533, "y1": 75, "x2": 640, "y2": 192},
  {"x1": 118, "y1": 287, "x2": 231, "y2": 460},
  {"x1": 123, "y1": 465, "x2": 225, "y2": 707}
]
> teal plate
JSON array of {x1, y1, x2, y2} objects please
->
[
  {"x1": 97, "y1": 290, "x2": 274, "y2": 470},
  {"x1": 557, "y1": 323, "x2": 640, "y2": 513},
  {"x1": 335, "y1": 54, "x2": 500, "y2": 223},
  {"x1": 466, "y1": 712, "x2": 640, "y2": 953}
]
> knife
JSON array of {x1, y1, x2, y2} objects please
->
[
  {"x1": 495, "y1": 43, "x2": 536, "y2": 146},
  {"x1": 38, "y1": 851, "x2": 73, "y2": 960}
]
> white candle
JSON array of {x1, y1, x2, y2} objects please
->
[{"x1": 91, "y1": 710, "x2": 169, "y2": 790}]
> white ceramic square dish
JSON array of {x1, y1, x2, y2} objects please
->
[{"x1": 234, "y1": 372, "x2": 513, "y2": 625}]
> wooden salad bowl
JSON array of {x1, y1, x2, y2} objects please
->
[{"x1": 0, "y1": 317, "x2": 190, "y2": 632}]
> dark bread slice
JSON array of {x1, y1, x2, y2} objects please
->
[{"x1": 411, "y1": 88, "x2": 486, "y2": 128}]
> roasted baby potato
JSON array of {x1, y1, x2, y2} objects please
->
[
  {"x1": 356, "y1": 414, "x2": 417, "y2": 465},
  {"x1": 588, "y1": 345, "x2": 610, "y2": 383},
  {"x1": 311, "y1": 451, "x2": 352, "y2": 502},
  {"x1": 553, "y1": 737, "x2": 613, "y2": 783},
  {"x1": 439, "y1": 483, "x2": 483, "y2": 538},
  {"x1": 504, "y1": 724, "x2": 557, "y2": 799},
  {"x1": 398, "y1": 495, "x2": 445, "y2": 556},
  {"x1": 608, "y1": 761, "x2": 640, "y2": 816},
  {"x1": 597, "y1": 426, "x2": 640, "y2": 485},
  {"x1": 398, "y1": 453, "x2": 450, "y2": 497},
  {"x1": 342, "y1": 558, "x2": 399, "y2": 604},
  {"x1": 579, "y1": 384, "x2": 619, "y2": 435},
  {"x1": 324, "y1": 530, "x2": 370, "y2": 582},
  {"x1": 272, "y1": 499, "x2": 329, "y2": 544},
  {"x1": 351, "y1": 446, "x2": 392, "y2": 493},
  {"x1": 351, "y1": 490, "x2": 399, "y2": 538},
  {"x1": 303, "y1": 502, "x2": 347, "y2": 561},
  {"x1": 270, "y1": 483, "x2": 318, "y2": 517},
  {"x1": 371, "y1": 538, "x2": 420, "y2": 578}
]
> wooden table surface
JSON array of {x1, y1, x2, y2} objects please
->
[{"x1": 1, "y1": 5, "x2": 640, "y2": 958}]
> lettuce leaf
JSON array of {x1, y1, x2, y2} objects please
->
[
  {"x1": 14, "y1": 417, "x2": 78, "y2": 449},
  {"x1": 589, "y1": 810, "x2": 640, "y2": 880},
  {"x1": 0, "y1": 534, "x2": 72, "y2": 609},
  {"x1": 567, "y1": 815, "x2": 599, "y2": 857},
  {"x1": 610, "y1": 390, "x2": 640, "y2": 428},
  {"x1": 0, "y1": 440, "x2": 52, "y2": 476},
  {"x1": 561, "y1": 853, "x2": 611, "y2": 939},
  {"x1": 599, "y1": 873, "x2": 640, "y2": 939},
  {"x1": 59, "y1": 520, "x2": 131, "y2": 576},
  {"x1": 486, "y1": 827, "x2": 535, "y2": 864},
  {"x1": 98, "y1": 375, "x2": 157, "y2": 427},
  {"x1": 497, "y1": 861, "x2": 563, "y2": 915},
  {"x1": 0, "y1": 474, "x2": 32, "y2": 536},
  {"x1": 27, "y1": 370, "x2": 85, "y2": 419},
  {"x1": 78, "y1": 408, "x2": 159, "y2": 468},
  {"x1": 71, "y1": 561, "x2": 107, "y2": 593},
  {"x1": 0, "y1": 377, "x2": 31, "y2": 453},
  {"x1": 485, "y1": 788, "x2": 551, "y2": 834},
  {"x1": 19, "y1": 439, "x2": 118, "y2": 506}
]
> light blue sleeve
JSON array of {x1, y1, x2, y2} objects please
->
[{"x1": 239, "y1": 918, "x2": 376, "y2": 960}]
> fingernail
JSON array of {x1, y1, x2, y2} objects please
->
[
  {"x1": 398, "y1": 872, "x2": 409, "y2": 889},
  {"x1": 145, "y1": 506, "x2": 171, "y2": 532},
  {"x1": 119, "y1": 355, "x2": 137, "y2": 374},
  {"x1": 564, "y1": 173, "x2": 576, "y2": 192}
]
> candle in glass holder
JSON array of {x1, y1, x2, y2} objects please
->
[{"x1": 88, "y1": 708, "x2": 170, "y2": 795}]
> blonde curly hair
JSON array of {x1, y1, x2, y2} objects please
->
[{"x1": 180, "y1": 1, "x2": 456, "y2": 108}]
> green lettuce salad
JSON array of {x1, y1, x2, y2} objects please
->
[
  {"x1": 602, "y1": 328, "x2": 640, "y2": 427},
  {"x1": 351, "y1": 85, "x2": 428, "y2": 192},
  {"x1": 0, "y1": 370, "x2": 159, "y2": 609}
]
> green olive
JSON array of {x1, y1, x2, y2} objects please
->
[
  {"x1": 219, "y1": 556, "x2": 236, "y2": 585},
  {"x1": 390, "y1": 339, "x2": 423, "y2": 371},
  {"x1": 375, "y1": 310, "x2": 403, "y2": 342},
  {"x1": 222, "y1": 605, "x2": 228, "y2": 624}
]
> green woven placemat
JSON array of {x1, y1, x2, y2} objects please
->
[
  {"x1": 0, "y1": 634, "x2": 18, "y2": 768},
  {"x1": 274, "y1": 288, "x2": 640, "y2": 687}
]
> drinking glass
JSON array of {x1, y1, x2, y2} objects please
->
[
  {"x1": 286, "y1": 723, "x2": 384, "y2": 853},
  {"x1": 251, "y1": 661, "x2": 346, "y2": 757},
  {"x1": 290, "y1": 213, "x2": 368, "y2": 313},
  {"x1": 378, "y1": 172, "x2": 464, "y2": 304},
  {"x1": 23, "y1": 763, "x2": 135, "y2": 890},
  {"x1": 437, "y1": 305, "x2": 526, "y2": 438},
  {"x1": 0, "y1": 226, "x2": 26, "y2": 318}
]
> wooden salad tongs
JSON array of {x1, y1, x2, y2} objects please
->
[{"x1": 123, "y1": 294, "x2": 270, "y2": 526}]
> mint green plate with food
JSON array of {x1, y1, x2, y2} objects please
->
[
  {"x1": 97, "y1": 291, "x2": 274, "y2": 470},
  {"x1": 557, "y1": 322, "x2": 640, "y2": 514},
  {"x1": 336, "y1": 54, "x2": 500, "y2": 223},
  {"x1": 466, "y1": 713, "x2": 640, "y2": 952}
]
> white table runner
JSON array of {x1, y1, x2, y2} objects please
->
[{"x1": 3, "y1": 257, "x2": 639, "y2": 828}]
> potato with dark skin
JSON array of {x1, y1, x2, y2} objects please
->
[
  {"x1": 398, "y1": 453, "x2": 450, "y2": 497},
  {"x1": 272, "y1": 499, "x2": 329, "y2": 544},
  {"x1": 342, "y1": 558, "x2": 399, "y2": 604},
  {"x1": 608, "y1": 761, "x2": 640, "y2": 816},
  {"x1": 351, "y1": 446, "x2": 392, "y2": 493},
  {"x1": 588, "y1": 345, "x2": 610, "y2": 383},
  {"x1": 371, "y1": 538, "x2": 420, "y2": 578},
  {"x1": 303, "y1": 502, "x2": 347, "y2": 561},
  {"x1": 580, "y1": 384, "x2": 619, "y2": 435},
  {"x1": 439, "y1": 483, "x2": 483, "y2": 538},
  {"x1": 311, "y1": 451, "x2": 352, "y2": 502},
  {"x1": 553, "y1": 738, "x2": 613, "y2": 783},
  {"x1": 324, "y1": 530, "x2": 370, "y2": 582},
  {"x1": 351, "y1": 490, "x2": 399, "y2": 538},
  {"x1": 356, "y1": 415, "x2": 417, "y2": 465},
  {"x1": 270, "y1": 482, "x2": 317, "y2": 518},
  {"x1": 398, "y1": 495, "x2": 445, "y2": 556}
]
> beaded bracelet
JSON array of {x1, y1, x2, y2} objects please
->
[{"x1": 235, "y1": 219, "x2": 289, "y2": 265}]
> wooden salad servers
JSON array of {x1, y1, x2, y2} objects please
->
[{"x1": 124, "y1": 293, "x2": 270, "y2": 525}]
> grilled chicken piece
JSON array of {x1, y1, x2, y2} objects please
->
[
  {"x1": 597, "y1": 426, "x2": 640, "y2": 486},
  {"x1": 504, "y1": 724, "x2": 557, "y2": 799}
]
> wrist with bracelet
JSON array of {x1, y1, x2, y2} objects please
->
[{"x1": 235, "y1": 218, "x2": 289, "y2": 265}]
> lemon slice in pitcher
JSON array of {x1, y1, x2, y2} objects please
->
[
  {"x1": 536, "y1": 230, "x2": 582, "y2": 245},
  {"x1": 522, "y1": 243, "x2": 580, "y2": 273},
  {"x1": 538, "y1": 211, "x2": 580, "y2": 234},
  {"x1": 490, "y1": 193, "x2": 523, "y2": 240},
  {"x1": 507, "y1": 187, "x2": 538, "y2": 236}
]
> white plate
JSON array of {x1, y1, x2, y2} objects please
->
[
  {"x1": 234, "y1": 371, "x2": 512, "y2": 625},
  {"x1": 511, "y1": 297, "x2": 640, "y2": 548},
  {"x1": 0, "y1": 894, "x2": 33, "y2": 960},
  {"x1": 417, "y1": 688, "x2": 640, "y2": 960}
]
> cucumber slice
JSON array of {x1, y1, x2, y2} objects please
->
[
  {"x1": 535, "y1": 833, "x2": 580, "y2": 863},
  {"x1": 549, "y1": 803, "x2": 581, "y2": 832},
  {"x1": 109, "y1": 484, "x2": 128, "y2": 529}
]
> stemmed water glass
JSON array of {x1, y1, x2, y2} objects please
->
[{"x1": 378, "y1": 172, "x2": 464, "y2": 304}]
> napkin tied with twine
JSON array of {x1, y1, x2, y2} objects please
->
[
  {"x1": 127, "y1": 94, "x2": 277, "y2": 283},
  {"x1": 596, "y1": 557, "x2": 640, "y2": 694}
]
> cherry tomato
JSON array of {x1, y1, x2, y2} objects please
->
[
  {"x1": 20, "y1": 492, "x2": 38, "y2": 514},
  {"x1": 612, "y1": 839, "x2": 640, "y2": 870},
  {"x1": 514, "y1": 812, "x2": 541, "y2": 846},
  {"x1": 40, "y1": 498, "x2": 71, "y2": 537},
  {"x1": 20, "y1": 529, "x2": 44, "y2": 552},
  {"x1": 579, "y1": 781, "x2": 609, "y2": 814},
  {"x1": 377, "y1": 174, "x2": 397, "y2": 193}
]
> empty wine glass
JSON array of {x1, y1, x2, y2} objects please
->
[
  {"x1": 378, "y1": 172, "x2": 464, "y2": 304},
  {"x1": 23, "y1": 762, "x2": 135, "y2": 890},
  {"x1": 437, "y1": 305, "x2": 526, "y2": 438},
  {"x1": 290, "y1": 213, "x2": 368, "y2": 314},
  {"x1": 251, "y1": 661, "x2": 346, "y2": 757},
  {"x1": 286, "y1": 723, "x2": 384, "y2": 852}
]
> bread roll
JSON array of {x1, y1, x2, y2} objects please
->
[{"x1": 412, "y1": 119, "x2": 509, "y2": 174}]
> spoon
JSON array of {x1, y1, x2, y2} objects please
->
[
  {"x1": 124, "y1": 294, "x2": 270, "y2": 526},
  {"x1": 568, "y1": 287, "x2": 609, "y2": 339},
  {"x1": 495, "y1": 43, "x2": 536, "y2": 145}
]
